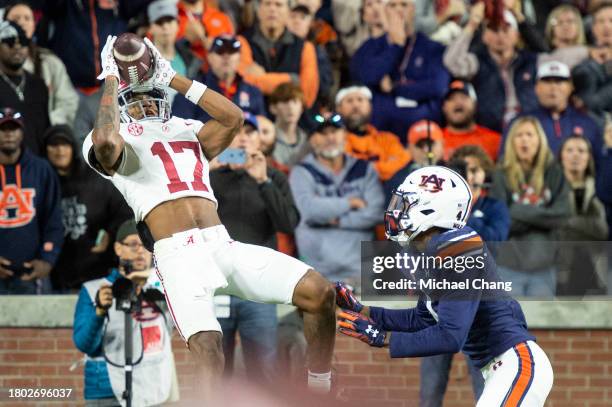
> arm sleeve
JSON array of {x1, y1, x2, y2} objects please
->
[
  {"x1": 518, "y1": 21, "x2": 549, "y2": 53},
  {"x1": 289, "y1": 165, "x2": 352, "y2": 224},
  {"x1": 350, "y1": 37, "x2": 405, "y2": 87},
  {"x1": 564, "y1": 206, "x2": 609, "y2": 241},
  {"x1": 392, "y1": 56, "x2": 450, "y2": 101},
  {"x1": 538, "y1": 46, "x2": 589, "y2": 70},
  {"x1": 596, "y1": 150, "x2": 612, "y2": 204},
  {"x1": 38, "y1": 165, "x2": 64, "y2": 265},
  {"x1": 259, "y1": 170, "x2": 300, "y2": 234},
  {"x1": 368, "y1": 303, "x2": 431, "y2": 332},
  {"x1": 72, "y1": 288, "x2": 105, "y2": 355},
  {"x1": 238, "y1": 36, "x2": 293, "y2": 95},
  {"x1": 299, "y1": 42, "x2": 319, "y2": 108},
  {"x1": 338, "y1": 165, "x2": 385, "y2": 229},
  {"x1": 331, "y1": 0, "x2": 361, "y2": 36},
  {"x1": 509, "y1": 170, "x2": 572, "y2": 230},
  {"x1": 388, "y1": 299, "x2": 479, "y2": 357},
  {"x1": 442, "y1": 30, "x2": 479, "y2": 79},
  {"x1": 46, "y1": 53, "x2": 79, "y2": 126}
]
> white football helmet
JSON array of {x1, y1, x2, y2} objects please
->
[
  {"x1": 117, "y1": 82, "x2": 171, "y2": 123},
  {"x1": 384, "y1": 166, "x2": 473, "y2": 245}
]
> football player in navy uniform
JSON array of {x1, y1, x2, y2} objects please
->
[{"x1": 336, "y1": 166, "x2": 553, "y2": 406}]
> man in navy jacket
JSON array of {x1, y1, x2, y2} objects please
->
[
  {"x1": 0, "y1": 108, "x2": 63, "y2": 294},
  {"x1": 172, "y1": 35, "x2": 265, "y2": 122},
  {"x1": 350, "y1": 0, "x2": 449, "y2": 143}
]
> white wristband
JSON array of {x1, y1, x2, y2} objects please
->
[{"x1": 186, "y1": 80, "x2": 208, "y2": 104}]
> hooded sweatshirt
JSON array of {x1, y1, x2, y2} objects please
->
[
  {"x1": 0, "y1": 147, "x2": 63, "y2": 274},
  {"x1": 289, "y1": 153, "x2": 384, "y2": 281},
  {"x1": 43, "y1": 126, "x2": 132, "y2": 290}
]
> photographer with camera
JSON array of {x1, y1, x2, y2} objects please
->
[{"x1": 73, "y1": 220, "x2": 175, "y2": 407}]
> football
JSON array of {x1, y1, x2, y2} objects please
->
[{"x1": 113, "y1": 33, "x2": 153, "y2": 85}]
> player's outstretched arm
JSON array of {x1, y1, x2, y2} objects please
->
[
  {"x1": 92, "y1": 76, "x2": 124, "y2": 174},
  {"x1": 170, "y1": 74, "x2": 244, "y2": 160}
]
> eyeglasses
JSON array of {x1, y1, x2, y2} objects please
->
[
  {"x1": 1, "y1": 36, "x2": 30, "y2": 48},
  {"x1": 210, "y1": 37, "x2": 241, "y2": 54},
  {"x1": 120, "y1": 241, "x2": 145, "y2": 251}
]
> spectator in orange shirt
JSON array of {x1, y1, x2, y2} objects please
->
[
  {"x1": 176, "y1": 0, "x2": 234, "y2": 60},
  {"x1": 238, "y1": 0, "x2": 319, "y2": 109},
  {"x1": 441, "y1": 80, "x2": 502, "y2": 163},
  {"x1": 336, "y1": 85, "x2": 410, "y2": 182}
]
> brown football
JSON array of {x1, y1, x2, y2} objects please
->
[{"x1": 113, "y1": 33, "x2": 153, "y2": 85}]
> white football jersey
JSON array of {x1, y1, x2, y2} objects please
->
[{"x1": 82, "y1": 116, "x2": 217, "y2": 221}]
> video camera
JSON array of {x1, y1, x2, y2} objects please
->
[
  {"x1": 112, "y1": 260, "x2": 140, "y2": 313},
  {"x1": 111, "y1": 260, "x2": 165, "y2": 313}
]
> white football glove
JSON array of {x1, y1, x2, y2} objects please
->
[
  {"x1": 143, "y1": 37, "x2": 177, "y2": 87},
  {"x1": 97, "y1": 35, "x2": 120, "y2": 81}
]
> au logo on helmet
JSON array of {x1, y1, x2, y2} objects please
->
[{"x1": 419, "y1": 174, "x2": 446, "y2": 192}]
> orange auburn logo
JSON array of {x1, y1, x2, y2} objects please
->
[{"x1": 0, "y1": 185, "x2": 36, "y2": 227}]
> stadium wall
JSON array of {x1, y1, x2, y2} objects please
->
[{"x1": 0, "y1": 297, "x2": 610, "y2": 407}]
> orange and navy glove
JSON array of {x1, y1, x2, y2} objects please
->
[
  {"x1": 338, "y1": 309, "x2": 387, "y2": 347},
  {"x1": 335, "y1": 282, "x2": 363, "y2": 313}
]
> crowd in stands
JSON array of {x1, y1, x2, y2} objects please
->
[
  {"x1": 0, "y1": 0, "x2": 611, "y2": 296},
  {"x1": 0, "y1": 1, "x2": 610, "y2": 404}
]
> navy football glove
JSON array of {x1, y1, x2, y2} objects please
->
[
  {"x1": 338, "y1": 309, "x2": 387, "y2": 347},
  {"x1": 334, "y1": 282, "x2": 363, "y2": 313}
]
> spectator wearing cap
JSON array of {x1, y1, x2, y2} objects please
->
[
  {"x1": 506, "y1": 61, "x2": 602, "y2": 156},
  {"x1": 443, "y1": 4, "x2": 585, "y2": 133},
  {"x1": 0, "y1": 108, "x2": 63, "y2": 294},
  {"x1": 239, "y1": 0, "x2": 319, "y2": 109},
  {"x1": 350, "y1": 0, "x2": 450, "y2": 141},
  {"x1": 148, "y1": 0, "x2": 201, "y2": 106},
  {"x1": 269, "y1": 82, "x2": 310, "y2": 168},
  {"x1": 0, "y1": 20, "x2": 50, "y2": 156},
  {"x1": 383, "y1": 119, "x2": 445, "y2": 201},
  {"x1": 4, "y1": 2, "x2": 78, "y2": 127},
  {"x1": 441, "y1": 80, "x2": 502, "y2": 162},
  {"x1": 335, "y1": 85, "x2": 410, "y2": 181},
  {"x1": 573, "y1": 3, "x2": 612, "y2": 128},
  {"x1": 176, "y1": 0, "x2": 235, "y2": 61},
  {"x1": 289, "y1": 112, "x2": 384, "y2": 285},
  {"x1": 73, "y1": 219, "x2": 176, "y2": 406},
  {"x1": 43, "y1": 125, "x2": 132, "y2": 292},
  {"x1": 209, "y1": 112, "x2": 299, "y2": 384},
  {"x1": 172, "y1": 35, "x2": 265, "y2": 123}
]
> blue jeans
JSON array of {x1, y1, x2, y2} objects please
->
[
  {"x1": 0, "y1": 276, "x2": 37, "y2": 294},
  {"x1": 420, "y1": 353, "x2": 484, "y2": 407},
  {"x1": 496, "y1": 266, "x2": 556, "y2": 297},
  {"x1": 218, "y1": 297, "x2": 278, "y2": 384}
]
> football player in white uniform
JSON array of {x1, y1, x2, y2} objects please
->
[{"x1": 83, "y1": 36, "x2": 336, "y2": 401}]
